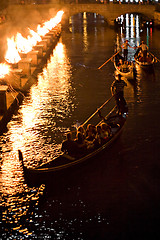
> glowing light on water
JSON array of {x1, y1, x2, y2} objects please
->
[{"x1": 4, "y1": 41, "x2": 72, "y2": 165}]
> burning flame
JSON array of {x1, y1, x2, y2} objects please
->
[
  {"x1": 0, "y1": 63, "x2": 11, "y2": 78},
  {"x1": 16, "y1": 33, "x2": 33, "y2": 54},
  {"x1": 4, "y1": 10, "x2": 64, "y2": 66},
  {"x1": 5, "y1": 37, "x2": 21, "y2": 64},
  {"x1": 28, "y1": 29, "x2": 42, "y2": 45},
  {"x1": 37, "y1": 10, "x2": 64, "y2": 36}
]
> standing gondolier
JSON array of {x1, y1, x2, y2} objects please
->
[
  {"x1": 138, "y1": 41, "x2": 148, "y2": 61},
  {"x1": 111, "y1": 74, "x2": 127, "y2": 114},
  {"x1": 121, "y1": 39, "x2": 135, "y2": 61}
]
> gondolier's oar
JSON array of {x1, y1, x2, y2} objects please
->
[
  {"x1": 98, "y1": 50, "x2": 121, "y2": 70},
  {"x1": 149, "y1": 52, "x2": 160, "y2": 63},
  {"x1": 81, "y1": 94, "x2": 115, "y2": 127}
]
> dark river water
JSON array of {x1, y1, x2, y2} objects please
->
[{"x1": 1, "y1": 13, "x2": 160, "y2": 239}]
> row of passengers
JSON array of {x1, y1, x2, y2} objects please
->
[
  {"x1": 117, "y1": 59, "x2": 134, "y2": 73},
  {"x1": 61, "y1": 123, "x2": 111, "y2": 157},
  {"x1": 136, "y1": 51, "x2": 152, "y2": 63}
]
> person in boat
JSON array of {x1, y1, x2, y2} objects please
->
[
  {"x1": 117, "y1": 58, "x2": 123, "y2": 67},
  {"x1": 111, "y1": 74, "x2": 127, "y2": 114},
  {"x1": 86, "y1": 124, "x2": 96, "y2": 141},
  {"x1": 119, "y1": 60, "x2": 129, "y2": 73},
  {"x1": 74, "y1": 131, "x2": 87, "y2": 155},
  {"x1": 61, "y1": 132, "x2": 77, "y2": 156},
  {"x1": 138, "y1": 41, "x2": 148, "y2": 61},
  {"x1": 121, "y1": 40, "x2": 135, "y2": 61},
  {"x1": 138, "y1": 55, "x2": 145, "y2": 62},
  {"x1": 94, "y1": 125, "x2": 103, "y2": 147},
  {"x1": 75, "y1": 131, "x2": 94, "y2": 154},
  {"x1": 101, "y1": 123, "x2": 111, "y2": 143},
  {"x1": 77, "y1": 126, "x2": 86, "y2": 140},
  {"x1": 146, "y1": 53, "x2": 152, "y2": 63},
  {"x1": 136, "y1": 50, "x2": 145, "y2": 62}
]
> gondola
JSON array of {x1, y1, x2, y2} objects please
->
[
  {"x1": 134, "y1": 49, "x2": 155, "y2": 68},
  {"x1": 114, "y1": 52, "x2": 136, "y2": 80},
  {"x1": 19, "y1": 101, "x2": 128, "y2": 186}
]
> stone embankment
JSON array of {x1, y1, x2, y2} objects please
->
[{"x1": 0, "y1": 24, "x2": 61, "y2": 135}]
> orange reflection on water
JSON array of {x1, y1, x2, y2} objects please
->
[
  {"x1": 1, "y1": 41, "x2": 73, "y2": 195},
  {"x1": 19, "y1": 42, "x2": 72, "y2": 162},
  {"x1": 0, "y1": 151, "x2": 24, "y2": 195}
]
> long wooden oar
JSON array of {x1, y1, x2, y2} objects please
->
[
  {"x1": 81, "y1": 94, "x2": 115, "y2": 127},
  {"x1": 98, "y1": 50, "x2": 121, "y2": 70},
  {"x1": 96, "y1": 105, "x2": 117, "y2": 127},
  {"x1": 149, "y1": 51, "x2": 160, "y2": 63}
]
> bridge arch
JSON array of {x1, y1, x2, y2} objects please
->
[{"x1": 62, "y1": 3, "x2": 155, "y2": 26}]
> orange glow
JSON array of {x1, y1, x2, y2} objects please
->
[
  {"x1": 4, "y1": 10, "x2": 64, "y2": 68},
  {"x1": 5, "y1": 37, "x2": 21, "y2": 64},
  {"x1": 0, "y1": 63, "x2": 11, "y2": 78},
  {"x1": 54, "y1": 42, "x2": 64, "y2": 59},
  {"x1": 16, "y1": 33, "x2": 33, "y2": 54},
  {"x1": 28, "y1": 29, "x2": 42, "y2": 45},
  {"x1": 37, "y1": 10, "x2": 64, "y2": 36}
]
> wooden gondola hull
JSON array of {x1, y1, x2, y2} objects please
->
[
  {"x1": 134, "y1": 50, "x2": 154, "y2": 68},
  {"x1": 19, "y1": 108, "x2": 128, "y2": 187}
]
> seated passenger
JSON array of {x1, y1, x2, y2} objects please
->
[
  {"x1": 129, "y1": 61, "x2": 134, "y2": 70},
  {"x1": 94, "y1": 125, "x2": 103, "y2": 147},
  {"x1": 139, "y1": 57, "x2": 145, "y2": 62},
  {"x1": 61, "y1": 132, "x2": 77, "y2": 156},
  {"x1": 101, "y1": 123, "x2": 111, "y2": 142},
  {"x1": 119, "y1": 61, "x2": 129, "y2": 73},
  {"x1": 77, "y1": 126, "x2": 86, "y2": 140},
  {"x1": 86, "y1": 124, "x2": 96, "y2": 141},
  {"x1": 146, "y1": 53, "x2": 152, "y2": 63},
  {"x1": 137, "y1": 51, "x2": 146, "y2": 62},
  {"x1": 117, "y1": 59, "x2": 123, "y2": 67},
  {"x1": 75, "y1": 131, "x2": 88, "y2": 154}
]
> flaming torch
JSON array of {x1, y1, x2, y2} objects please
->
[
  {"x1": 5, "y1": 37, "x2": 21, "y2": 65},
  {"x1": 0, "y1": 63, "x2": 11, "y2": 79}
]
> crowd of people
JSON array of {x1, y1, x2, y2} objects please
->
[
  {"x1": 117, "y1": 59, "x2": 134, "y2": 73},
  {"x1": 61, "y1": 122, "x2": 112, "y2": 158}
]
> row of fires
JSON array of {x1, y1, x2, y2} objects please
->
[{"x1": 0, "y1": 10, "x2": 64, "y2": 80}]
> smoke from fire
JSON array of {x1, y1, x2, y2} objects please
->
[{"x1": 0, "y1": 6, "x2": 60, "y2": 63}]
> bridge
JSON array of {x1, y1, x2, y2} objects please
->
[
  {"x1": 62, "y1": 3, "x2": 156, "y2": 25},
  {"x1": 6, "y1": 3, "x2": 160, "y2": 27}
]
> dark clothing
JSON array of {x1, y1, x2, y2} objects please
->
[
  {"x1": 111, "y1": 79, "x2": 127, "y2": 113},
  {"x1": 142, "y1": 50, "x2": 147, "y2": 61},
  {"x1": 74, "y1": 139, "x2": 87, "y2": 155},
  {"x1": 123, "y1": 49, "x2": 128, "y2": 61},
  {"x1": 61, "y1": 139, "x2": 77, "y2": 156},
  {"x1": 121, "y1": 42, "x2": 130, "y2": 61},
  {"x1": 114, "y1": 91, "x2": 127, "y2": 113},
  {"x1": 111, "y1": 79, "x2": 127, "y2": 93}
]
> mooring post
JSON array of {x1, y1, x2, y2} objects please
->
[{"x1": 0, "y1": 85, "x2": 8, "y2": 114}]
